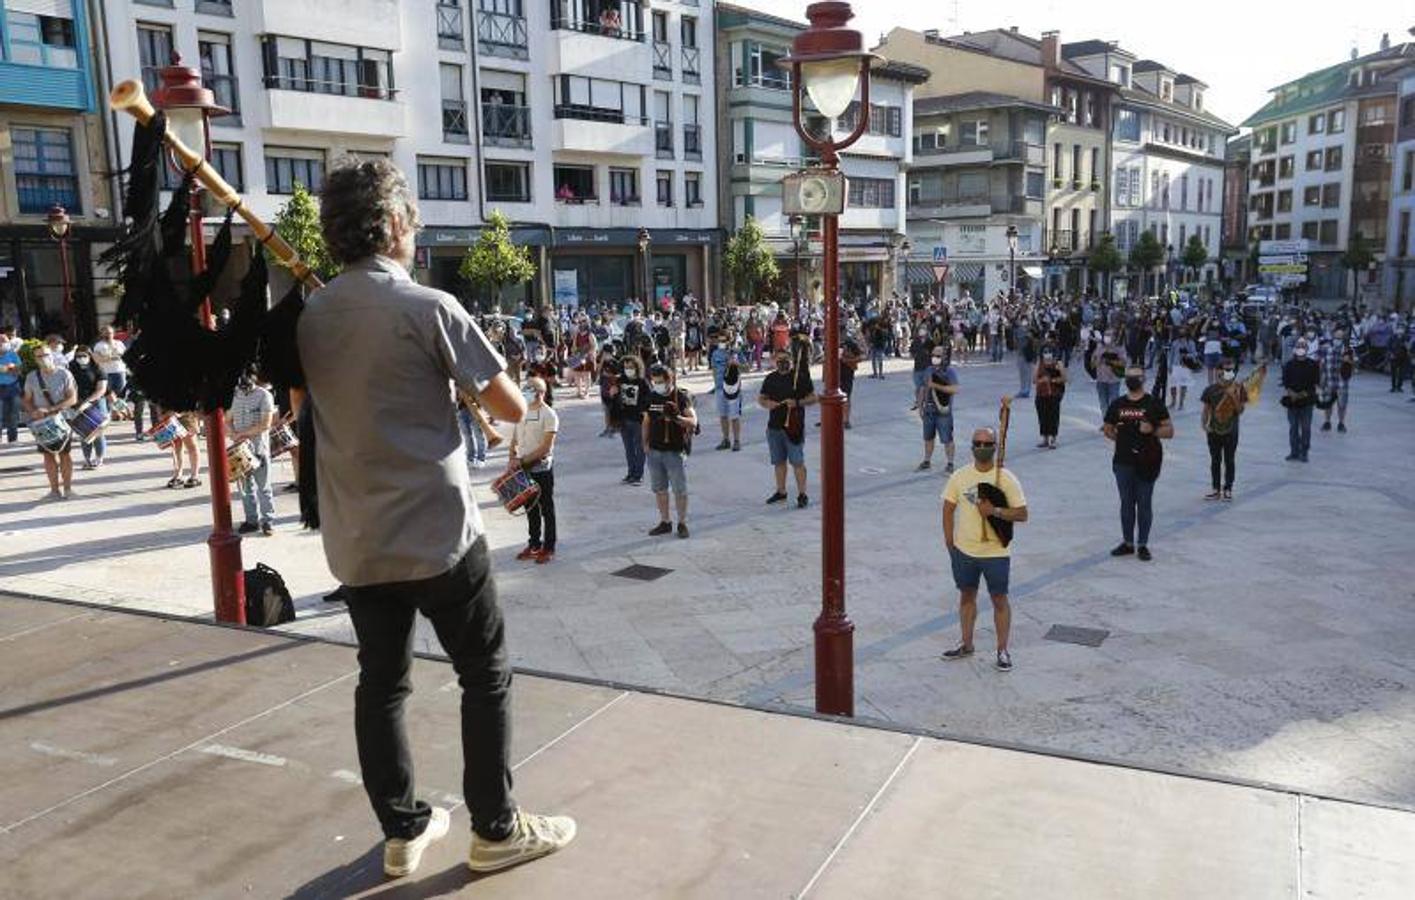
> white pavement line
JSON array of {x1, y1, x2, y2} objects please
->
[
  {"x1": 329, "y1": 768, "x2": 362, "y2": 786},
  {"x1": 0, "y1": 612, "x2": 92, "y2": 643},
  {"x1": 199, "y1": 743, "x2": 288, "y2": 768},
  {"x1": 796, "y1": 736, "x2": 922, "y2": 900},
  {"x1": 29, "y1": 741, "x2": 118, "y2": 768},
  {"x1": 446, "y1": 690, "x2": 631, "y2": 815},
  {"x1": 0, "y1": 669, "x2": 357, "y2": 835},
  {"x1": 1294, "y1": 795, "x2": 1306, "y2": 899}
]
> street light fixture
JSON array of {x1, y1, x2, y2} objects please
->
[
  {"x1": 637, "y1": 226, "x2": 652, "y2": 310},
  {"x1": 46, "y1": 204, "x2": 74, "y2": 341},
  {"x1": 899, "y1": 237, "x2": 911, "y2": 300},
  {"x1": 151, "y1": 54, "x2": 245, "y2": 625},
  {"x1": 1005, "y1": 224, "x2": 1019, "y2": 299},
  {"x1": 780, "y1": 1, "x2": 881, "y2": 718}
]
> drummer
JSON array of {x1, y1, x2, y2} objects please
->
[
  {"x1": 68, "y1": 345, "x2": 110, "y2": 470},
  {"x1": 21, "y1": 344, "x2": 77, "y2": 499},
  {"x1": 226, "y1": 365, "x2": 277, "y2": 535}
]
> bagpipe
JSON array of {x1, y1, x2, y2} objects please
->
[{"x1": 976, "y1": 396, "x2": 1014, "y2": 548}]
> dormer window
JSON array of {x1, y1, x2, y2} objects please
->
[
  {"x1": 1349, "y1": 69, "x2": 1361, "y2": 87},
  {"x1": 1194, "y1": 91, "x2": 1203, "y2": 111},
  {"x1": 1160, "y1": 79, "x2": 1173, "y2": 101},
  {"x1": 1111, "y1": 64, "x2": 1130, "y2": 87}
]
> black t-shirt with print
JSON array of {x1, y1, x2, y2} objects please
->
[
  {"x1": 1105, "y1": 393, "x2": 1169, "y2": 470},
  {"x1": 760, "y1": 369, "x2": 815, "y2": 430},
  {"x1": 644, "y1": 387, "x2": 693, "y2": 452},
  {"x1": 616, "y1": 376, "x2": 646, "y2": 422}
]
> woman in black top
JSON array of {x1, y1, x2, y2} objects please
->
[{"x1": 68, "y1": 345, "x2": 110, "y2": 469}]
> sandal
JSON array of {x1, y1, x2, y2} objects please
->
[
  {"x1": 183, "y1": 477, "x2": 202, "y2": 488},
  {"x1": 166, "y1": 477, "x2": 183, "y2": 489}
]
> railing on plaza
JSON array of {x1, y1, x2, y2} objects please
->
[
  {"x1": 477, "y1": 10, "x2": 529, "y2": 58},
  {"x1": 437, "y1": 3, "x2": 465, "y2": 49},
  {"x1": 18, "y1": 177, "x2": 80, "y2": 216},
  {"x1": 482, "y1": 103, "x2": 531, "y2": 146},
  {"x1": 653, "y1": 41, "x2": 672, "y2": 79},
  {"x1": 554, "y1": 104, "x2": 649, "y2": 125},
  {"x1": 550, "y1": 16, "x2": 644, "y2": 42},
  {"x1": 655, "y1": 121, "x2": 674, "y2": 158},
  {"x1": 443, "y1": 99, "x2": 469, "y2": 142},
  {"x1": 683, "y1": 123, "x2": 702, "y2": 159},
  {"x1": 681, "y1": 46, "x2": 700, "y2": 83}
]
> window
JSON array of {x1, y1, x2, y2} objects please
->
[
  {"x1": 1277, "y1": 189, "x2": 1292, "y2": 212},
  {"x1": 1301, "y1": 221, "x2": 1319, "y2": 241},
  {"x1": 838, "y1": 102, "x2": 901, "y2": 137},
  {"x1": 1278, "y1": 156, "x2": 1294, "y2": 179},
  {"x1": 847, "y1": 177, "x2": 894, "y2": 208},
  {"x1": 199, "y1": 33, "x2": 240, "y2": 119},
  {"x1": 961, "y1": 118, "x2": 988, "y2": 146},
  {"x1": 553, "y1": 75, "x2": 647, "y2": 124},
  {"x1": 1114, "y1": 108, "x2": 1140, "y2": 142},
  {"x1": 1150, "y1": 170, "x2": 1160, "y2": 208},
  {"x1": 685, "y1": 171, "x2": 702, "y2": 207},
  {"x1": 1319, "y1": 219, "x2": 1338, "y2": 245},
  {"x1": 1403, "y1": 97, "x2": 1415, "y2": 128},
  {"x1": 12, "y1": 127, "x2": 80, "y2": 214},
  {"x1": 1180, "y1": 173, "x2": 1188, "y2": 210},
  {"x1": 1327, "y1": 108, "x2": 1344, "y2": 133},
  {"x1": 1025, "y1": 171, "x2": 1044, "y2": 198},
  {"x1": 1089, "y1": 148, "x2": 1099, "y2": 185},
  {"x1": 609, "y1": 167, "x2": 640, "y2": 205},
  {"x1": 196, "y1": 0, "x2": 233, "y2": 13},
  {"x1": 263, "y1": 37, "x2": 395, "y2": 99},
  {"x1": 1084, "y1": 92, "x2": 1097, "y2": 128},
  {"x1": 137, "y1": 23, "x2": 174, "y2": 93},
  {"x1": 743, "y1": 43, "x2": 790, "y2": 90},
  {"x1": 1071, "y1": 144, "x2": 1081, "y2": 184},
  {"x1": 1306, "y1": 149, "x2": 1323, "y2": 171},
  {"x1": 1324, "y1": 146, "x2": 1342, "y2": 171},
  {"x1": 1279, "y1": 121, "x2": 1296, "y2": 144},
  {"x1": 681, "y1": 15, "x2": 697, "y2": 47},
  {"x1": 656, "y1": 170, "x2": 673, "y2": 207},
  {"x1": 1274, "y1": 223, "x2": 1290, "y2": 240},
  {"x1": 1303, "y1": 186, "x2": 1321, "y2": 206},
  {"x1": 6, "y1": 2, "x2": 78, "y2": 69},
  {"x1": 211, "y1": 143, "x2": 243, "y2": 191},
  {"x1": 651, "y1": 10, "x2": 667, "y2": 41},
  {"x1": 1179, "y1": 224, "x2": 1186, "y2": 248},
  {"x1": 1398, "y1": 211, "x2": 1410, "y2": 258},
  {"x1": 486, "y1": 161, "x2": 531, "y2": 202},
  {"x1": 1162, "y1": 122, "x2": 1171, "y2": 143},
  {"x1": 1194, "y1": 91, "x2": 1203, "y2": 111},
  {"x1": 441, "y1": 64, "x2": 468, "y2": 141},
  {"x1": 553, "y1": 164, "x2": 596, "y2": 202},
  {"x1": 438, "y1": 0, "x2": 466, "y2": 48},
  {"x1": 264, "y1": 148, "x2": 325, "y2": 194},
  {"x1": 1053, "y1": 142, "x2": 1063, "y2": 179},
  {"x1": 417, "y1": 158, "x2": 468, "y2": 201},
  {"x1": 1162, "y1": 171, "x2": 1170, "y2": 209},
  {"x1": 683, "y1": 94, "x2": 701, "y2": 158},
  {"x1": 1114, "y1": 166, "x2": 1128, "y2": 205},
  {"x1": 1308, "y1": 113, "x2": 1325, "y2": 135},
  {"x1": 1404, "y1": 149, "x2": 1414, "y2": 192},
  {"x1": 1321, "y1": 183, "x2": 1340, "y2": 208},
  {"x1": 681, "y1": 16, "x2": 700, "y2": 80}
]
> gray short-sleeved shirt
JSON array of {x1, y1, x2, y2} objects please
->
[{"x1": 298, "y1": 256, "x2": 506, "y2": 587}]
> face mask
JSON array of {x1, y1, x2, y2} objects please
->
[
  {"x1": 1220, "y1": 370, "x2": 1235, "y2": 382},
  {"x1": 972, "y1": 446, "x2": 996, "y2": 465},
  {"x1": 624, "y1": 366, "x2": 638, "y2": 378},
  {"x1": 931, "y1": 357, "x2": 944, "y2": 367},
  {"x1": 522, "y1": 388, "x2": 539, "y2": 403},
  {"x1": 651, "y1": 381, "x2": 669, "y2": 395},
  {"x1": 75, "y1": 356, "x2": 90, "y2": 366},
  {"x1": 1295, "y1": 348, "x2": 1308, "y2": 358},
  {"x1": 38, "y1": 357, "x2": 55, "y2": 372},
  {"x1": 1125, "y1": 376, "x2": 1145, "y2": 392}
]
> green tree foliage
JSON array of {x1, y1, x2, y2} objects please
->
[
  {"x1": 1181, "y1": 233, "x2": 1209, "y2": 277},
  {"x1": 270, "y1": 183, "x2": 337, "y2": 283},
  {"x1": 459, "y1": 210, "x2": 536, "y2": 312},
  {"x1": 1089, "y1": 231, "x2": 1122, "y2": 300},
  {"x1": 723, "y1": 216, "x2": 780, "y2": 304},
  {"x1": 1128, "y1": 229, "x2": 1165, "y2": 294}
]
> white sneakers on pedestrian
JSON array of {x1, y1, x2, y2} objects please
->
[
  {"x1": 467, "y1": 808, "x2": 577, "y2": 873},
  {"x1": 383, "y1": 806, "x2": 450, "y2": 878}
]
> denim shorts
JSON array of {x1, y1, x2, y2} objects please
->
[
  {"x1": 949, "y1": 547, "x2": 1011, "y2": 595},
  {"x1": 767, "y1": 428, "x2": 805, "y2": 466},
  {"x1": 647, "y1": 447, "x2": 688, "y2": 495},
  {"x1": 716, "y1": 390, "x2": 743, "y2": 420},
  {"x1": 922, "y1": 408, "x2": 953, "y2": 443}
]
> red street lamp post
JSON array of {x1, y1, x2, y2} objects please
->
[
  {"x1": 152, "y1": 56, "x2": 246, "y2": 625},
  {"x1": 781, "y1": 1, "x2": 879, "y2": 717},
  {"x1": 45, "y1": 204, "x2": 74, "y2": 341}
]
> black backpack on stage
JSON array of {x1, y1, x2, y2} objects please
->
[{"x1": 244, "y1": 563, "x2": 295, "y2": 627}]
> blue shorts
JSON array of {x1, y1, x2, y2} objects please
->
[
  {"x1": 922, "y1": 408, "x2": 953, "y2": 443},
  {"x1": 767, "y1": 428, "x2": 805, "y2": 466},
  {"x1": 647, "y1": 448, "x2": 688, "y2": 495},
  {"x1": 1204, "y1": 352, "x2": 1222, "y2": 369},
  {"x1": 949, "y1": 547, "x2": 1011, "y2": 595},
  {"x1": 716, "y1": 389, "x2": 743, "y2": 420}
]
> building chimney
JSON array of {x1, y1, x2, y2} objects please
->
[
  {"x1": 1350, "y1": 45, "x2": 1358, "y2": 60},
  {"x1": 1040, "y1": 30, "x2": 1060, "y2": 69},
  {"x1": 1380, "y1": 32, "x2": 1390, "y2": 51}
]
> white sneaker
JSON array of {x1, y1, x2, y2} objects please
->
[
  {"x1": 383, "y1": 806, "x2": 450, "y2": 878},
  {"x1": 467, "y1": 809, "x2": 577, "y2": 873}
]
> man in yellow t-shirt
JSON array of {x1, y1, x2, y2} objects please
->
[{"x1": 941, "y1": 426, "x2": 1028, "y2": 671}]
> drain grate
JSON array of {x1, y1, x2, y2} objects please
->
[
  {"x1": 1044, "y1": 625, "x2": 1110, "y2": 647},
  {"x1": 611, "y1": 564, "x2": 673, "y2": 582}
]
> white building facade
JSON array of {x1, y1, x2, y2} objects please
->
[{"x1": 1388, "y1": 64, "x2": 1415, "y2": 309}]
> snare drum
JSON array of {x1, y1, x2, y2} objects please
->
[
  {"x1": 69, "y1": 404, "x2": 111, "y2": 445},
  {"x1": 146, "y1": 414, "x2": 189, "y2": 450},
  {"x1": 490, "y1": 467, "x2": 540, "y2": 515},
  {"x1": 227, "y1": 441, "x2": 257, "y2": 481},
  {"x1": 268, "y1": 421, "x2": 298, "y2": 458},
  {"x1": 29, "y1": 414, "x2": 72, "y2": 454}
]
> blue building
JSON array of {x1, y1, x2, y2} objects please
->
[{"x1": 0, "y1": 0, "x2": 115, "y2": 339}]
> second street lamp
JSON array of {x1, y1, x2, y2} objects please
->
[
  {"x1": 780, "y1": 0, "x2": 880, "y2": 718},
  {"x1": 46, "y1": 205, "x2": 74, "y2": 341},
  {"x1": 637, "y1": 226, "x2": 652, "y2": 309},
  {"x1": 1005, "y1": 224, "x2": 1019, "y2": 300}
]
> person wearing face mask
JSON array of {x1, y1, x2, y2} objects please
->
[
  {"x1": 68, "y1": 346, "x2": 110, "y2": 469},
  {"x1": 1091, "y1": 332, "x2": 1124, "y2": 422},
  {"x1": 642, "y1": 363, "x2": 696, "y2": 537},
  {"x1": 568, "y1": 319, "x2": 596, "y2": 401},
  {"x1": 509, "y1": 377, "x2": 559, "y2": 564},
  {"x1": 1199, "y1": 359, "x2": 1246, "y2": 501},
  {"x1": 916, "y1": 347, "x2": 959, "y2": 471},
  {"x1": 21, "y1": 346, "x2": 77, "y2": 498},
  {"x1": 907, "y1": 323, "x2": 936, "y2": 412},
  {"x1": 759, "y1": 349, "x2": 817, "y2": 508},
  {"x1": 1033, "y1": 347, "x2": 1066, "y2": 449},
  {"x1": 683, "y1": 313, "x2": 704, "y2": 372},
  {"x1": 43, "y1": 334, "x2": 69, "y2": 368},
  {"x1": 1280, "y1": 338, "x2": 1320, "y2": 462},
  {"x1": 1317, "y1": 335, "x2": 1352, "y2": 434},
  {"x1": 226, "y1": 366, "x2": 277, "y2": 535},
  {"x1": 1103, "y1": 366, "x2": 1174, "y2": 561},
  {"x1": 610, "y1": 355, "x2": 647, "y2": 483},
  {"x1": 596, "y1": 348, "x2": 620, "y2": 438},
  {"x1": 709, "y1": 332, "x2": 742, "y2": 451},
  {"x1": 941, "y1": 427, "x2": 1029, "y2": 672}
]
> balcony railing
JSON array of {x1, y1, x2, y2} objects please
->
[
  {"x1": 738, "y1": 152, "x2": 820, "y2": 169},
  {"x1": 17, "y1": 176, "x2": 81, "y2": 215},
  {"x1": 655, "y1": 121, "x2": 674, "y2": 158},
  {"x1": 1049, "y1": 230, "x2": 1076, "y2": 252},
  {"x1": 265, "y1": 75, "x2": 397, "y2": 101},
  {"x1": 683, "y1": 124, "x2": 702, "y2": 159},
  {"x1": 483, "y1": 103, "x2": 531, "y2": 146},
  {"x1": 478, "y1": 10, "x2": 529, "y2": 58},
  {"x1": 437, "y1": 3, "x2": 465, "y2": 49},
  {"x1": 554, "y1": 104, "x2": 649, "y2": 125},
  {"x1": 681, "y1": 46, "x2": 700, "y2": 83},
  {"x1": 550, "y1": 17, "x2": 644, "y2": 42},
  {"x1": 735, "y1": 72, "x2": 791, "y2": 91},
  {"x1": 443, "y1": 99, "x2": 469, "y2": 142},
  {"x1": 653, "y1": 42, "x2": 672, "y2": 79}
]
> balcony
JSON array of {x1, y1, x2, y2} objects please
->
[
  {"x1": 258, "y1": 0, "x2": 401, "y2": 53},
  {"x1": 478, "y1": 10, "x2": 529, "y2": 59},
  {"x1": 1049, "y1": 230, "x2": 1077, "y2": 252},
  {"x1": 681, "y1": 46, "x2": 701, "y2": 84},
  {"x1": 443, "y1": 100, "x2": 469, "y2": 143},
  {"x1": 655, "y1": 121, "x2": 674, "y2": 158},
  {"x1": 553, "y1": 107, "x2": 652, "y2": 156},
  {"x1": 1002, "y1": 196, "x2": 1043, "y2": 216},
  {"x1": 683, "y1": 124, "x2": 702, "y2": 160},
  {"x1": 913, "y1": 144, "x2": 993, "y2": 166},
  {"x1": 550, "y1": 29, "x2": 651, "y2": 81},
  {"x1": 993, "y1": 141, "x2": 1046, "y2": 167},
  {"x1": 266, "y1": 86, "x2": 406, "y2": 138},
  {"x1": 908, "y1": 200, "x2": 992, "y2": 220},
  {"x1": 437, "y1": 3, "x2": 465, "y2": 50},
  {"x1": 0, "y1": 60, "x2": 92, "y2": 112},
  {"x1": 653, "y1": 42, "x2": 672, "y2": 79},
  {"x1": 483, "y1": 103, "x2": 531, "y2": 147},
  {"x1": 550, "y1": 16, "x2": 643, "y2": 43}
]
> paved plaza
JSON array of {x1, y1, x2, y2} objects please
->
[{"x1": 2, "y1": 354, "x2": 1414, "y2": 812}]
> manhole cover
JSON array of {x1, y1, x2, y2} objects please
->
[
  {"x1": 1044, "y1": 625, "x2": 1110, "y2": 647},
  {"x1": 611, "y1": 564, "x2": 673, "y2": 582}
]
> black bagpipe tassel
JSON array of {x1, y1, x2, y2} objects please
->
[
  {"x1": 258, "y1": 281, "x2": 307, "y2": 394},
  {"x1": 296, "y1": 399, "x2": 319, "y2": 530},
  {"x1": 102, "y1": 110, "x2": 168, "y2": 328}
]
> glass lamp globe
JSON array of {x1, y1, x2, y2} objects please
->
[
  {"x1": 802, "y1": 57, "x2": 862, "y2": 120},
  {"x1": 166, "y1": 106, "x2": 209, "y2": 167}
]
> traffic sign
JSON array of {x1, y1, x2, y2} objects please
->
[
  {"x1": 1258, "y1": 255, "x2": 1303, "y2": 266},
  {"x1": 1259, "y1": 263, "x2": 1307, "y2": 275},
  {"x1": 932, "y1": 264, "x2": 949, "y2": 283},
  {"x1": 932, "y1": 246, "x2": 947, "y2": 263},
  {"x1": 1259, "y1": 239, "x2": 1309, "y2": 256}
]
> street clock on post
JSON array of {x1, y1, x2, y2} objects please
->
[{"x1": 782, "y1": 168, "x2": 847, "y2": 216}]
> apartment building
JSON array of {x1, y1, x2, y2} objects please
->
[
  {"x1": 468, "y1": 0, "x2": 720, "y2": 306},
  {"x1": 0, "y1": 0, "x2": 117, "y2": 338},
  {"x1": 716, "y1": 4, "x2": 925, "y2": 303},
  {"x1": 1221, "y1": 134, "x2": 1252, "y2": 287},
  {"x1": 1064, "y1": 42, "x2": 1234, "y2": 294},
  {"x1": 1241, "y1": 37, "x2": 1413, "y2": 300},
  {"x1": 1388, "y1": 62, "x2": 1415, "y2": 309}
]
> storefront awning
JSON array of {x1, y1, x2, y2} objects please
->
[
  {"x1": 948, "y1": 262, "x2": 983, "y2": 283},
  {"x1": 1021, "y1": 265, "x2": 1044, "y2": 278},
  {"x1": 906, "y1": 262, "x2": 937, "y2": 285}
]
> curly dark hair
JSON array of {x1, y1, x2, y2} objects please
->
[{"x1": 318, "y1": 157, "x2": 420, "y2": 266}]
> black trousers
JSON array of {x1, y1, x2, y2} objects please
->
[
  {"x1": 1207, "y1": 430, "x2": 1238, "y2": 490},
  {"x1": 1035, "y1": 395, "x2": 1062, "y2": 437},
  {"x1": 345, "y1": 536, "x2": 516, "y2": 841},
  {"x1": 527, "y1": 468, "x2": 556, "y2": 550}
]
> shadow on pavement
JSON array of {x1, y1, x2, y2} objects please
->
[{"x1": 0, "y1": 524, "x2": 211, "y2": 576}]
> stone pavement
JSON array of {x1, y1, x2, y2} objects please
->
[
  {"x1": 3, "y1": 353, "x2": 1415, "y2": 812},
  {"x1": 2, "y1": 594, "x2": 1413, "y2": 899}
]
